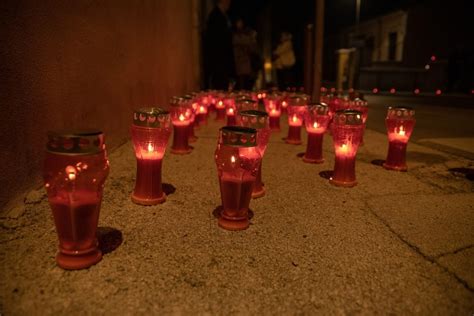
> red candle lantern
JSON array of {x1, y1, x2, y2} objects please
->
[
  {"x1": 330, "y1": 110, "x2": 364, "y2": 187},
  {"x1": 195, "y1": 92, "x2": 209, "y2": 126},
  {"x1": 207, "y1": 90, "x2": 217, "y2": 113},
  {"x1": 237, "y1": 110, "x2": 271, "y2": 198},
  {"x1": 43, "y1": 130, "x2": 109, "y2": 269},
  {"x1": 303, "y1": 103, "x2": 330, "y2": 163},
  {"x1": 131, "y1": 108, "x2": 172, "y2": 205},
  {"x1": 264, "y1": 93, "x2": 282, "y2": 131},
  {"x1": 215, "y1": 126, "x2": 261, "y2": 230},
  {"x1": 170, "y1": 96, "x2": 193, "y2": 154},
  {"x1": 224, "y1": 94, "x2": 237, "y2": 126},
  {"x1": 351, "y1": 97, "x2": 369, "y2": 143},
  {"x1": 184, "y1": 94, "x2": 198, "y2": 143},
  {"x1": 286, "y1": 95, "x2": 308, "y2": 144},
  {"x1": 383, "y1": 107, "x2": 415, "y2": 171},
  {"x1": 215, "y1": 93, "x2": 226, "y2": 121},
  {"x1": 236, "y1": 98, "x2": 258, "y2": 114}
]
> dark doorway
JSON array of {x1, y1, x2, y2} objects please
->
[{"x1": 388, "y1": 32, "x2": 397, "y2": 61}]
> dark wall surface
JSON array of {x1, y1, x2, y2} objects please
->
[{"x1": 0, "y1": 1, "x2": 199, "y2": 207}]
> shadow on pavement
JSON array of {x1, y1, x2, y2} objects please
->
[
  {"x1": 371, "y1": 159, "x2": 385, "y2": 167},
  {"x1": 97, "y1": 227, "x2": 123, "y2": 255},
  {"x1": 448, "y1": 167, "x2": 474, "y2": 181},
  {"x1": 162, "y1": 183, "x2": 176, "y2": 195},
  {"x1": 319, "y1": 170, "x2": 333, "y2": 179}
]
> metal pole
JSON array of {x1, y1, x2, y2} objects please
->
[
  {"x1": 356, "y1": 0, "x2": 360, "y2": 26},
  {"x1": 312, "y1": 0, "x2": 324, "y2": 102},
  {"x1": 304, "y1": 24, "x2": 314, "y2": 95}
]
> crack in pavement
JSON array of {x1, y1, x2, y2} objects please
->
[
  {"x1": 435, "y1": 244, "x2": 474, "y2": 259},
  {"x1": 363, "y1": 200, "x2": 474, "y2": 293}
]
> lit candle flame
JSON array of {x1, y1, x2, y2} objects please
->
[
  {"x1": 199, "y1": 105, "x2": 205, "y2": 113},
  {"x1": 231, "y1": 155, "x2": 236, "y2": 163},
  {"x1": 313, "y1": 122, "x2": 318, "y2": 128},
  {"x1": 228, "y1": 108, "x2": 234, "y2": 115},
  {"x1": 398, "y1": 126, "x2": 405, "y2": 136},
  {"x1": 292, "y1": 115, "x2": 298, "y2": 123},
  {"x1": 179, "y1": 114, "x2": 185, "y2": 121},
  {"x1": 65, "y1": 165, "x2": 76, "y2": 181},
  {"x1": 282, "y1": 101, "x2": 287, "y2": 107},
  {"x1": 147, "y1": 143, "x2": 154, "y2": 152}
]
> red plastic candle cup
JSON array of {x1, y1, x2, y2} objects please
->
[
  {"x1": 383, "y1": 107, "x2": 415, "y2": 171},
  {"x1": 330, "y1": 110, "x2": 364, "y2": 187},
  {"x1": 181, "y1": 95, "x2": 198, "y2": 143},
  {"x1": 215, "y1": 126, "x2": 262, "y2": 230},
  {"x1": 351, "y1": 97, "x2": 369, "y2": 144},
  {"x1": 236, "y1": 98, "x2": 258, "y2": 114},
  {"x1": 264, "y1": 94, "x2": 282, "y2": 131},
  {"x1": 131, "y1": 108, "x2": 172, "y2": 205},
  {"x1": 215, "y1": 96, "x2": 226, "y2": 121},
  {"x1": 303, "y1": 103, "x2": 330, "y2": 163},
  {"x1": 196, "y1": 101, "x2": 209, "y2": 127},
  {"x1": 286, "y1": 95, "x2": 308, "y2": 144},
  {"x1": 43, "y1": 130, "x2": 109, "y2": 270},
  {"x1": 224, "y1": 95, "x2": 237, "y2": 126},
  {"x1": 237, "y1": 110, "x2": 271, "y2": 198},
  {"x1": 170, "y1": 96, "x2": 193, "y2": 154}
]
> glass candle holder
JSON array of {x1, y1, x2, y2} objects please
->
[
  {"x1": 383, "y1": 107, "x2": 415, "y2": 171},
  {"x1": 237, "y1": 110, "x2": 271, "y2": 198},
  {"x1": 264, "y1": 93, "x2": 282, "y2": 131},
  {"x1": 286, "y1": 95, "x2": 308, "y2": 144},
  {"x1": 330, "y1": 110, "x2": 364, "y2": 187},
  {"x1": 224, "y1": 95, "x2": 237, "y2": 126},
  {"x1": 351, "y1": 97, "x2": 369, "y2": 144},
  {"x1": 195, "y1": 94, "x2": 209, "y2": 127},
  {"x1": 215, "y1": 93, "x2": 226, "y2": 121},
  {"x1": 131, "y1": 108, "x2": 172, "y2": 205},
  {"x1": 180, "y1": 95, "x2": 197, "y2": 143},
  {"x1": 43, "y1": 130, "x2": 109, "y2": 270},
  {"x1": 303, "y1": 103, "x2": 330, "y2": 163},
  {"x1": 236, "y1": 98, "x2": 258, "y2": 114},
  {"x1": 215, "y1": 126, "x2": 261, "y2": 231},
  {"x1": 170, "y1": 96, "x2": 193, "y2": 154},
  {"x1": 187, "y1": 96, "x2": 199, "y2": 142}
]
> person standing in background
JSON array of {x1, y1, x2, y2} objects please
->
[
  {"x1": 232, "y1": 18, "x2": 258, "y2": 90},
  {"x1": 204, "y1": 0, "x2": 235, "y2": 90},
  {"x1": 273, "y1": 32, "x2": 296, "y2": 90}
]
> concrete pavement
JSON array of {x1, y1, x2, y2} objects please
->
[{"x1": 1, "y1": 118, "x2": 473, "y2": 314}]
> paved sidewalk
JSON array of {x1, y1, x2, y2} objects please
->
[{"x1": 1, "y1": 119, "x2": 473, "y2": 314}]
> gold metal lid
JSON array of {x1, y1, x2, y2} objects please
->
[
  {"x1": 47, "y1": 129, "x2": 105, "y2": 155},
  {"x1": 170, "y1": 95, "x2": 192, "y2": 107},
  {"x1": 387, "y1": 106, "x2": 415, "y2": 119},
  {"x1": 238, "y1": 110, "x2": 269, "y2": 129},
  {"x1": 307, "y1": 102, "x2": 329, "y2": 115},
  {"x1": 333, "y1": 109, "x2": 363, "y2": 125},
  {"x1": 219, "y1": 126, "x2": 257, "y2": 147},
  {"x1": 288, "y1": 94, "x2": 309, "y2": 106},
  {"x1": 133, "y1": 107, "x2": 170, "y2": 128}
]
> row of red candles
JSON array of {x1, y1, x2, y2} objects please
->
[{"x1": 43, "y1": 89, "x2": 415, "y2": 270}]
